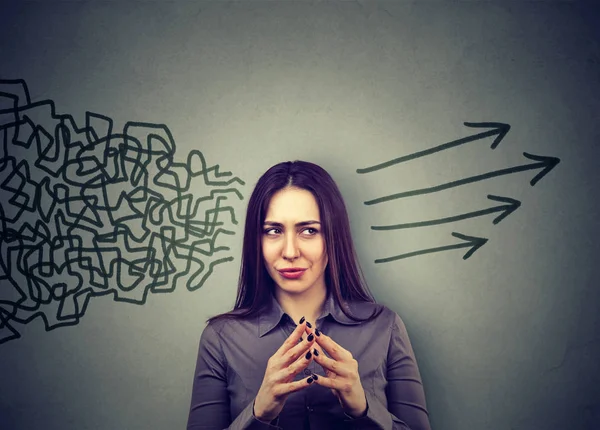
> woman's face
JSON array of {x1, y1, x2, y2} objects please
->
[{"x1": 262, "y1": 187, "x2": 328, "y2": 297}]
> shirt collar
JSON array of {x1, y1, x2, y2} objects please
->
[{"x1": 258, "y1": 290, "x2": 361, "y2": 338}]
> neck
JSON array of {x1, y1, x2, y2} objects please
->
[{"x1": 275, "y1": 285, "x2": 328, "y2": 327}]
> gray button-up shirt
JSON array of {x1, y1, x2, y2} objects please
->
[{"x1": 187, "y1": 293, "x2": 431, "y2": 429}]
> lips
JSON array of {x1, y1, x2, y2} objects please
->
[
  {"x1": 278, "y1": 268, "x2": 307, "y2": 273},
  {"x1": 277, "y1": 268, "x2": 307, "y2": 279}
]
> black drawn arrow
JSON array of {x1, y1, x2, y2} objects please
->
[
  {"x1": 371, "y1": 194, "x2": 521, "y2": 230},
  {"x1": 365, "y1": 152, "x2": 560, "y2": 206},
  {"x1": 357, "y1": 122, "x2": 511, "y2": 174},
  {"x1": 374, "y1": 232, "x2": 488, "y2": 264}
]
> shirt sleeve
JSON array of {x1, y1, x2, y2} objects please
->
[
  {"x1": 343, "y1": 313, "x2": 432, "y2": 430},
  {"x1": 186, "y1": 322, "x2": 283, "y2": 430}
]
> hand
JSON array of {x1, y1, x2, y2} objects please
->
[
  {"x1": 253, "y1": 319, "x2": 317, "y2": 422},
  {"x1": 305, "y1": 326, "x2": 368, "y2": 418}
]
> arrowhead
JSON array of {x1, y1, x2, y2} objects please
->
[
  {"x1": 451, "y1": 232, "x2": 488, "y2": 260},
  {"x1": 463, "y1": 122, "x2": 511, "y2": 149},
  {"x1": 522, "y1": 152, "x2": 561, "y2": 186},
  {"x1": 487, "y1": 194, "x2": 522, "y2": 225}
]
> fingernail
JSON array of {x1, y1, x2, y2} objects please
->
[
  {"x1": 307, "y1": 333, "x2": 314, "y2": 342},
  {"x1": 299, "y1": 336, "x2": 303, "y2": 342},
  {"x1": 311, "y1": 373, "x2": 319, "y2": 381},
  {"x1": 305, "y1": 351, "x2": 312, "y2": 360},
  {"x1": 299, "y1": 316, "x2": 305, "y2": 324},
  {"x1": 315, "y1": 328, "x2": 321, "y2": 337},
  {"x1": 306, "y1": 321, "x2": 312, "y2": 328},
  {"x1": 307, "y1": 377, "x2": 313, "y2": 384},
  {"x1": 313, "y1": 348, "x2": 319, "y2": 356}
]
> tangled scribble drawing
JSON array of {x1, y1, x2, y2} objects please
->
[
  {"x1": 357, "y1": 122, "x2": 561, "y2": 263},
  {"x1": 0, "y1": 79, "x2": 245, "y2": 345}
]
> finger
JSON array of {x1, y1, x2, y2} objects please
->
[
  {"x1": 302, "y1": 319, "x2": 315, "y2": 334},
  {"x1": 278, "y1": 330, "x2": 317, "y2": 367},
  {"x1": 305, "y1": 373, "x2": 353, "y2": 394},
  {"x1": 310, "y1": 345, "x2": 336, "y2": 381},
  {"x1": 301, "y1": 323, "x2": 316, "y2": 340},
  {"x1": 278, "y1": 346, "x2": 315, "y2": 383},
  {"x1": 313, "y1": 329, "x2": 351, "y2": 361},
  {"x1": 273, "y1": 374, "x2": 317, "y2": 397},
  {"x1": 274, "y1": 319, "x2": 308, "y2": 357},
  {"x1": 311, "y1": 346, "x2": 351, "y2": 377}
]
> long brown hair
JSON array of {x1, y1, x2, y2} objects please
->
[{"x1": 207, "y1": 160, "x2": 383, "y2": 323}]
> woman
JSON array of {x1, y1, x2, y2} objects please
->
[{"x1": 187, "y1": 161, "x2": 431, "y2": 429}]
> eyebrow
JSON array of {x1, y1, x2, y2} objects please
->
[{"x1": 263, "y1": 220, "x2": 321, "y2": 227}]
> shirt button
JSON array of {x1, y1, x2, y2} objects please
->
[
  {"x1": 304, "y1": 369, "x2": 312, "y2": 376},
  {"x1": 307, "y1": 406, "x2": 314, "y2": 412}
]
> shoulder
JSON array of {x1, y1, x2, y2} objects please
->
[
  {"x1": 204, "y1": 314, "x2": 245, "y2": 335},
  {"x1": 346, "y1": 300, "x2": 410, "y2": 334},
  {"x1": 200, "y1": 316, "x2": 234, "y2": 346},
  {"x1": 201, "y1": 313, "x2": 258, "y2": 348},
  {"x1": 346, "y1": 300, "x2": 397, "y2": 321},
  {"x1": 205, "y1": 307, "x2": 256, "y2": 332}
]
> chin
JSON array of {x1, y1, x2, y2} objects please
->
[
  {"x1": 282, "y1": 283, "x2": 322, "y2": 297},
  {"x1": 278, "y1": 283, "x2": 309, "y2": 293}
]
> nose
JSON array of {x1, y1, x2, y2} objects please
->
[{"x1": 282, "y1": 233, "x2": 300, "y2": 260}]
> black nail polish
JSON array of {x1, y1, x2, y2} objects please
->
[
  {"x1": 306, "y1": 321, "x2": 312, "y2": 328},
  {"x1": 307, "y1": 377, "x2": 313, "y2": 384},
  {"x1": 307, "y1": 333, "x2": 314, "y2": 342},
  {"x1": 315, "y1": 328, "x2": 321, "y2": 337},
  {"x1": 305, "y1": 351, "x2": 312, "y2": 360},
  {"x1": 299, "y1": 336, "x2": 303, "y2": 342},
  {"x1": 313, "y1": 348, "x2": 319, "y2": 356},
  {"x1": 299, "y1": 316, "x2": 305, "y2": 324},
  {"x1": 311, "y1": 373, "x2": 319, "y2": 381}
]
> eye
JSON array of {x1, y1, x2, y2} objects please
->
[
  {"x1": 263, "y1": 227, "x2": 281, "y2": 235},
  {"x1": 303, "y1": 227, "x2": 319, "y2": 235}
]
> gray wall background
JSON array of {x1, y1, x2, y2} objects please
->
[{"x1": 1, "y1": 1, "x2": 599, "y2": 429}]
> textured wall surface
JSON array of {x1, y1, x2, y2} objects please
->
[{"x1": 1, "y1": 1, "x2": 599, "y2": 429}]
